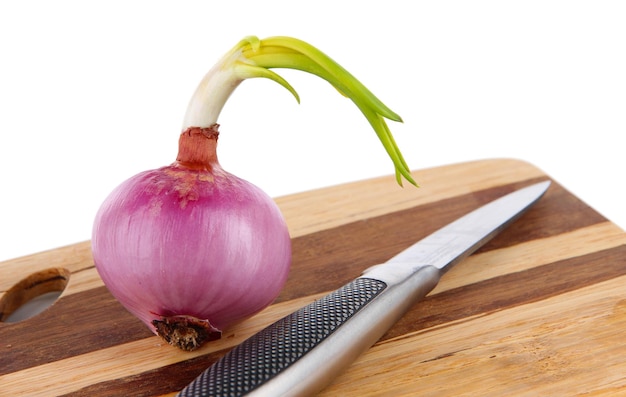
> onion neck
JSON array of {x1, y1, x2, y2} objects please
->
[
  {"x1": 181, "y1": 45, "x2": 246, "y2": 130},
  {"x1": 175, "y1": 124, "x2": 220, "y2": 170}
]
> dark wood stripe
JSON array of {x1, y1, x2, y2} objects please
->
[
  {"x1": 385, "y1": 244, "x2": 626, "y2": 341},
  {"x1": 0, "y1": 178, "x2": 605, "y2": 377},
  {"x1": 477, "y1": 181, "x2": 606, "y2": 252},
  {"x1": 61, "y1": 355, "x2": 210, "y2": 397},
  {"x1": 61, "y1": 245, "x2": 626, "y2": 397},
  {"x1": 0, "y1": 287, "x2": 152, "y2": 375}
]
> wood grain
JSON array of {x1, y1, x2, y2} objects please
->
[{"x1": 1, "y1": 158, "x2": 624, "y2": 396}]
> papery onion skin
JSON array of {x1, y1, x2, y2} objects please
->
[{"x1": 91, "y1": 127, "x2": 291, "y2": 350}]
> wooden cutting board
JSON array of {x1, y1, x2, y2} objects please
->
[{"x1": 2, "y1": 158, "x2": 626, "y2": 396}]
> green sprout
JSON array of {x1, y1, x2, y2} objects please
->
[{"x1": 183, "y1": 36, "x2": 417, "y2": 187}]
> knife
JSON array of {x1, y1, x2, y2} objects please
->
[{"x1": 177, "y1": 180, "x2": 551, "y2": 397}]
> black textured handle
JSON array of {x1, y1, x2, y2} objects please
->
[{"x1": 177, "y1": 277, "x2": 387, "y2": 397}]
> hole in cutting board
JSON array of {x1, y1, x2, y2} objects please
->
[{"x1": 0, "y1": 267, "x2": 70, "y2": 323}]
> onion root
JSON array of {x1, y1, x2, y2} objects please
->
[{"x1": 152, "y1": 315, "x2": 222, "y2": 351}]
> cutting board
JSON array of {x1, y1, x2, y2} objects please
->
[{"x1": 2, "y1": 158, "x2": 626, "y2": 396}]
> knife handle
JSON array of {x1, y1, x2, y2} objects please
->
[{"x1": 177, "y1": 265, "x2": 440, "y2": 397}]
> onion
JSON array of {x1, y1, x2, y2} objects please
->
[
  {"x1": 92, "y1": 125, "x2": 291, "y2": 351},
  {"x1": 92, "y1": 36, "x2": 415, "y2": 351}
]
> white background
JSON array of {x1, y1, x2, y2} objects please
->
[{"x1": 1, "y1": 1, "x2": 624, "y2": 262}]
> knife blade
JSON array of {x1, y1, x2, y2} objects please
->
[{"x1": 177, "y1": 180, "x2": 551, "y2": 397}]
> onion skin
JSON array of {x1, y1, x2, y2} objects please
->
[{"x1": 92, "y1": 126, "x2": 291, "y2": 351}]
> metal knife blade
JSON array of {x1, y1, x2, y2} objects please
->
[{"x1": 177, "y1": 181, "x2": 551, "y2": 397}]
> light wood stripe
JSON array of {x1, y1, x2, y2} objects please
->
[
  {"x1": 434, "y1": 221, "x2": 626, "y2": 294},
  {"x1": 0, "y1": 241, "x2": 92, "y2": 293},
  {"x1": 276, "y1": 158, "x2": 546, "y2": 238}
]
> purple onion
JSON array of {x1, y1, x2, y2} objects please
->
[{"x1": 92, "y1": 126, "x2": 291, "y2": 350}]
